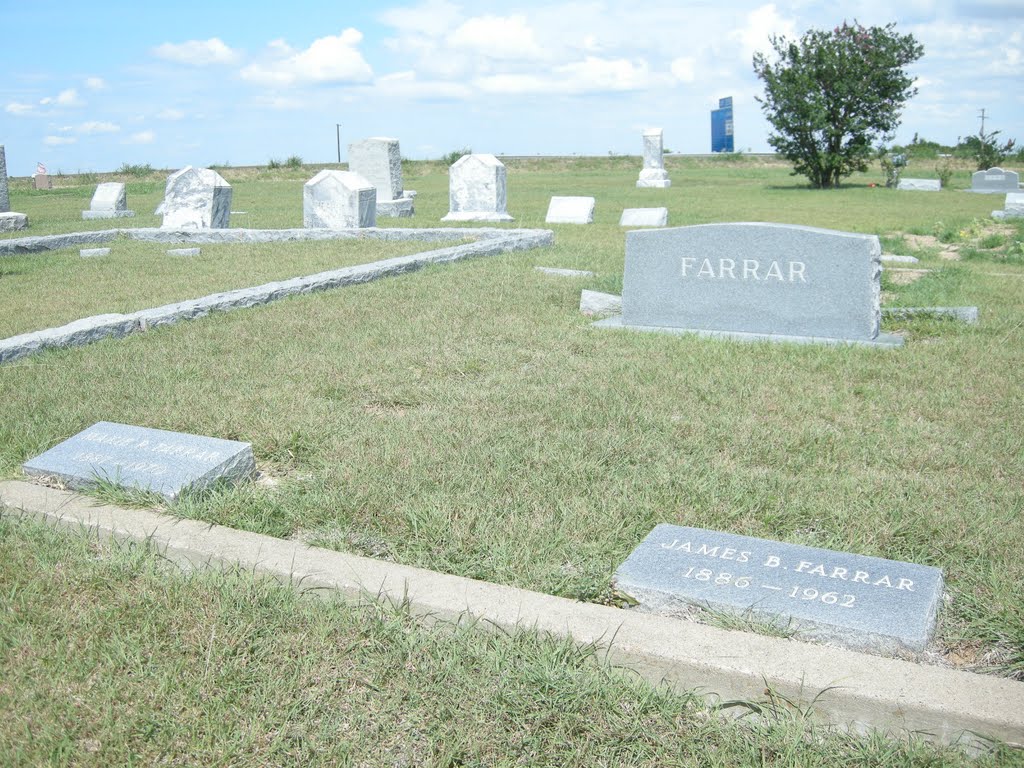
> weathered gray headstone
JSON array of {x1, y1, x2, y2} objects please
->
[
  {"x1": 348, "y1": 137, "x2": 413, "y2": 217},
  {"x1": 0, "y1": 145, "x2": 9, "y2": 213},
  {"x1": 636, "y1": 128, "x2": 671, "y2": 188},
  {"x1": 897, "y1": 178, "x2": 940, "y2": 192},
  {"x1": 33, "y1": 174, "x2": 52, "y2": 191},
  {"x1": 303, "y1": 170, "x2": 376, "y2": 228},
  {"x1": 596, "y1": 222, "x2": 901, "y2": 347},
  {"x1": 992, "y1": 192, "x2": 1024, "y2": 220},
  {"x1": 614, "y1": 523, "x2": 943, "y2": 655},
  {"x1": 167, "y1": 247, "x2": 201, "y2": 256},
  {"x1": 971, "y1": 167, "x2": 1020, "y2": 194},
  {"x1": 80, "y1": 248, "x2": 111, "y2": 258},
  {"x1": 158, "y1": 166, "x2": 232, "y2": 229},
  {"x1": 22, "y1": 421, "x2": 255, "y2": 500},
  {"x1": 580, "y1": 289, "x2": 622, "y2": 317},
  {"x1": 0, "y1": 213, "x2": 28, "y2": 232},
  {"x1": 545, "y1": 196, "x2": 595, "y2": 224},
  {"x1": 442, "y1": 153, "x2": 514, "y2": 222},
  {"x1": 83, "y1": 182, "x2": 135, "y2": 219},
  {"x1": 619, "y1": 208, "x2": 668, "y2": 227}
]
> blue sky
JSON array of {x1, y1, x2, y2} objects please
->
[{"x1": 1, "y1": 0, "x2": 1021, "y2": 175}]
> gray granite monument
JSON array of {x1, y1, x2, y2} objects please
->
[
  {"x1": 636, "y1": 129, "x2": 671, "y2": 188},
  {"x1": 545, "y1": 196, "x2": 595, "y2": 224},
  {"x1": 614, "y1": 523, "x2": 943, "y2": 655},
  {"x1": 83, "y1": 182, "x2": 135, "y2": 219},
  {"x1": 442, "y1": 153, "x2": 514, "y2": 222},
  {"x1": 596, "y1": 222, "x2": 901, "y2": 347},
  {"x1": 0, "y1": 145, "x2": 29, "y2": 232},
  {"x1": 348, "y1": 137, "x2": 414, "y2": 218},
  {"x1": 971, "y1": 167, "x2": 1020, "y2": 194},
  {"x1": 22, "y1": 421, "x2": 255, "y2": 500},
  {"x1": 158, "y1": 166, "x2": 232, "y2": 229},
  {"x1": 303, "y1": 170, "x2": 376, "y2": 228}
]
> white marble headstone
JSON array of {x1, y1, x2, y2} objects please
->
[
  {"x1": 303, "y1": 170, "x2": 376, "y2": 228},
  {"x1": 158, "y1": 166, "x2": 232, "y2": 229},
  {"x1": 636, "y1": 129, "x2": 671, "y2": 188},
  {"x1": 442, "y1": 153, "x2": 513, "y2": 222}
]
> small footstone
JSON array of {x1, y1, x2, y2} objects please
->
[
  {"x1": 80, "y1": 248, "x2": 111, "y2": 258},
  {"x1": 23, "y1": 421, "x2": 255, "y2": 500},
  {"x1": 620, "y1": 208, "x2": 668, "y2": 227},
  {"x1": 0, "y1": 212, "x2": 28, "y2": 232},
  {"x1": 580, "y1": 290, "x2": 622, "y2": 317},
  {"x1": 614, "y1": 523, "x2": 943, "y2": 655},
  {"x1": 896, "y1": 178, "x2": 940, "y2": 192},
  {"x1": 167, "y1": 248, "x2": 201, "y2": 256},
  {"x1": 535, "y1": 267, "x2": 595, "y2": 278},
  {"x1": 545, "y1": 196, "x2": 595, "y2": 224},
  {"x1": 881, "y1": 254, "x2": 919, "y2": 263}
]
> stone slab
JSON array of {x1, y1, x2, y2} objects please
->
[
  {"x1": 970, "y1": 167, "x2": 1020, "y2": 193},
  {"x1": 167, "y1": 248, "x2": 201, "y2": 256},
  {"x1": 993, "y1": 192, "x2": 1024, "y2": 219},
  {"x1": 545, "y1": 196, "x2": 595, "y2": 224},
  {"x1": 3, "y1": 479, "x2": 1021, "y2": 752},
  {"x1": 534, "y1": 266, "x2": 594, "y2": 277},
  {"x1": 22, "y1": 422, "x2": 255, "y2": 500},
  {"x1": 897, "y1": 178, "x2": 941, "y2": 192},
  {"x1": 594, "y1": 315, "x2": 903, "y2": 348},
  {"x1": 620, "y1": 223, "x2": 888, "y2": 344},
  {"x1": 377, "y1": 197, "x2": 414, "y2": 218},
  {"x1": 80, "y1": 248, "x2": 111, "y2": 258},
  {"x1": 0, "y1": 145, "x2": 9, "y2": 213},
  {"x1": 881, "y1": 254, "x2": 919, "y2": 263},
  {"x1": 579, "y1": 289, "x2": 622, "y2": 317},
  {"x1": 614, "y1": 524, "x2": 943, "y2": 655},
  {"x1": 82, "y1": 210, "x2": 136, "y2": 220},
  {"x1": 619, "y1": 208, "x2": 668, "y2": 227},
  {"x1": 0, "y1": 212, "x2": 28, "y2": 232},
  {"x1": 89, "y1": 182, "x2": 128, "y2": 212}
]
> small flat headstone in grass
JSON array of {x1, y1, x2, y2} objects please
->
[
  {"x1": 166, "y1": 247, "x2": 201, "y2": 256},
  {"x1": 597, "y1": 222, "x2": 902, "y2": 347},
  {"x1": 0, "y1": 212, "x2": 28, "y2": 232},
  {"x1": 971, "y1": 167, "x2": 1020, "y2": 194},
  {"x1": 881, "y1": 254, "x2": 919, "y2": 263},
  {"x1": 23, "y1": 422, "x2": 255, "y2": 500},
  {"x1": 535, "y1": 266, "x2": 594, "y2": 277},
  {"x1": 82, "y1": 182, "x2": 135, "y2": 220},
  {"x1": 545, "y1": 196, "x2": 595, "y2": 224},
  {"x1": 80, "y1": 247, "x2": 111, "y2": 258},
  {"x1": 619, "y1": 208, "x2": 668, "y2": 227},
  {"x1": 896, "y1": 178, "x2": 940, "y2": 192},
  {"x1": 614, "y1": 524, "x2": 943, "y2": 655}
]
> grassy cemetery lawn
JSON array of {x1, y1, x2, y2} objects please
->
[{"x1": 2, "y1": 156, "x2": 1023, "y2": 762}]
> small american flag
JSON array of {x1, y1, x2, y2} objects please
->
[{"x1": 36, "y1": 162, "x2": 47, "y2": 175}]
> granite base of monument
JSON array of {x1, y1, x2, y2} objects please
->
[
  {"x1": 377, "y1": 197, "x2": 415, "y2": 218},
  {"x1": 82, "y1": 210, "x2": 136, "y2": 220},
  {"x1": 614, "y1": 523, "x2": 943, "y2": 655},
  {"x1": 23, "y1": 422, "x2": 255, "y2": 500}
]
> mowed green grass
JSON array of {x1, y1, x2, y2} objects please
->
[{"x1": 1, "y1": 156, "x2": 1023, "y2": 689}]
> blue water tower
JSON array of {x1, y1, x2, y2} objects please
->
[{"x1": 711, "y1": 97, "x2": 734, "y2": 153}]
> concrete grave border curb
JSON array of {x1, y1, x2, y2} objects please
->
[
  {"x1": 1, "y1": 480, "x2": 1021, "y2": 752},
  {"x1": 0, "y1": 227, "x2": 553, "y2": 364}
]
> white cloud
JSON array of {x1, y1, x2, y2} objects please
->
[
  {"x1": 78, "y1": 121, "x2": 120, "y2": 134},
  {"x1": 731, "y1": 4, "x2": 797, "y2": 63},
  {"x1": 125, "y1": 130, "x2": 155, "y2": 144},
  {"x1": 152, "y1": 38, "x2": 240, "y2": 65},
  {"x1": 85, "y1": 77, "x2": 106, "y2": 90},
  {"x1": 240, "y1": 28, "x2": 373, "y2": 86},
  {"x1": 375, "y1": 71, "x2": 472, "y2": 100},
  {"x1": 475, "y1": 56, "x2": 662, "y2": 95},
  {"x1": 448, "y1": 15, "x2": 545, "y2": 61},
  {"x1": 5, "y1": 102, "x2": 35, "y2": 115},
  {"x1": 670, "y1": 57, "x2": 696, "y2": 83},
  {"x1": 51, "y1": 88, "x2": 84, "y2": 107},
  {"x1": 44, "y1": 135, "x2": 77, "y2": 146},
  {"x1": 156, "y1": 108, "x2": 185, "y2": 120}
]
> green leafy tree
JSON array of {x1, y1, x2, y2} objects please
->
[
  {"x1": 957, "y1": 128, "x2": 1016, "y2": 170},
  {"x1": 753, "y1": 21, "x2": 924, "y2": 188}
]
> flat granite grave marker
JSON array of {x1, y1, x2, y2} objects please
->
[
  {"x1": 22, "y1": 422, "x2": 255, "y2": 500},
  {"x1": 83, "y1": 182, "x2": 135, "y2": 219},
  {"x1": 620, "y1": 208, "x2": 668, "y2": 227},
  {"x1": 303, "y1": 170, "x2": 376, "y2": 228},
  {"x1": 897, "y1": 178, "x2": 940, "y2": 192},
  {"x1": 596, "y1": 222, "x2": 901, "y2": 347},
  {"x1": 614, "y1": 523, "x2": 943, "y2": 655},
  {"x1": 971, "y1": 167, "x2": 1020, "y2": 194},
  {"x1": 545, "y1": 196, "x2": 595, "y2": 224},
  {"x1": 442, "y1": 153, "x2": 514, "y2": 222},
  {"x1": 158, "y1": 166, "x2": 232, "y2": 229}
]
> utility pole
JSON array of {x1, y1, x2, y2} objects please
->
[
  {"x1": 978, "y1": 108, "x2": 987, "y2": 135},
  {"x1": 336, "y1": 124, "x2": 342, "y2": 164}
]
